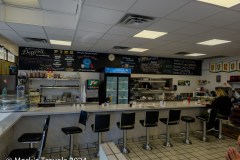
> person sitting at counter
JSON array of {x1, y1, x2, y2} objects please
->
[
  {"x1": 226, "y1": 135, "x2": 240, "y2": 160},
  {"x1": 206, "y1": 89, "x2": 233, "y2": 130}
]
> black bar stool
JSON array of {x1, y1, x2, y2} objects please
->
[
  {"x1": 139, "y1": 111, "x2": 159, "y2": 150},
  {"x1": 61, "y1": 110, "x2": 88, "y2": 159},
  {"x1": 181, "y1": 116, "x2": 195, "y2": 144},
  {"x1": 18, "y1": 116, "x2": 49, "y2": 148},
  {"x1": 196, "y1": 115, "x2": 208, "y2": 142},
  {"x1": 117, "y1": 112, "x2": 135, "y2": 154},
  {"x1": 216, "y1": 113, "x2": 228, "y2": 139},
  {"x1": 8, "y1": 115, "x2": 50, "y2": 160},
  {"x1": 160, "y1": 109, "x2": 181, "y2": 147},
  {"x1": 91, "y1": 114, "x2": 110, "y2": 157}
]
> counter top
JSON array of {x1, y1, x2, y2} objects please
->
[{"x1": 0, "y1": 101, "x2": 205, "y2": 137}]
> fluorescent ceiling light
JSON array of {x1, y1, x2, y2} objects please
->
[
  {"x1": 197, "y1": 39, "x2": 231, "y2": 46},
  {"x1": 3, "y1": 0, "x2": 39, "y2": 8},
  {"x1": 128, "y1": 48, "x2": 149, "y2": 52},
  {"x1": 134, "y1": 30, "x2": 167, "y2": 39},
  {"x1": 50, "y1": 40, "x2": 72, "y2": 46},
  {"x1": 185, "y1": 53, "x2": 206, "y2": 57},
  {"x1": 197, "y1": 0, "x2": 240, "y2": 8}
]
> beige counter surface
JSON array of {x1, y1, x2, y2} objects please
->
[{"x1": 0, "y1": 101, "x2": 205, "y2": 137}]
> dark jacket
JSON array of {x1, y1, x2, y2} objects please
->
[{"x1": 207, "y1": 96, "x2": 233, "y2": 127}]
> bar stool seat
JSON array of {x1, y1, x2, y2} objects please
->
[
  {"x1": 117, "y1": 112, "x2": 135, "y2": 154},
  {"x1": 139, "y1": 111, "x2": 159, "y2": 150},
  {"x1": 62, "y1": 127, "x2": 82, "y2": 135},
  {"x1": 196, "y1": 115, "x2": 208, "y2": 142},
  {"x1": 18, "y1": 117, "x2": 50, "y2": 148},
  {"x1": 160, "y1": 109, "x2": 181, "y2": 147},
  {"x1": 181, "y1": 116, "x2": 195, "y2": 144},
  {"x1": 91, "y1": 114, "x2": 110, "y2": 157},
  {"x1": 61, "y1": 110, "x2": 88, "y2": 159}
]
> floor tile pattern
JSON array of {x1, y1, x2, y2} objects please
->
[{"x1": 42, "y1": 134, "x2": 237, "y2": 160}]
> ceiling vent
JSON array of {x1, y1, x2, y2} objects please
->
[
  {"x1": 113, "y1": 46, "x2": 130, "y2": 50},
  {"x1": 118, "y1": 14, "x2": 155, "y2": 28},
  {"x1": 24, "y1": 37, "x2": 48, "y2": 43},
  {"x1": 174, "y1": 52, "x2": 189, "y2": 55}
]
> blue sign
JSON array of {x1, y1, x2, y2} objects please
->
[{"x1": 105, "y1": 67, "x2": 131, "y2": 74}]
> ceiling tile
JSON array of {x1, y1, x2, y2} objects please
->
[
  {"x1": 198, "y1": 10, "x2": 240, "y2": 27},
  {"x1": 71, "y1": 42, "x2": 93, "y2": 51},
  {"x1": 173, "y1": 23, "x2": 215, "y2": 35},
  {"x1": 0, "y1": 29, "x2": 24, "y2": 42},
  {"x1": 41, "y1": 0, "x2": 78, "y2": 14},
  {"x1": 141, "y1": 40, "x2": 172, "y2": 49},
  {"x1": 47, "y1": 34, "x2": 74, "y2": 41},
  {"x1": 231, "y1": 4, "x2": 240, "y2": 11},
  {"x1": 128, "y1": 0, "x2": 190, "y2": 18},
  {"x1": 118, "y1": 41, "x2": 142, "y2": 48},
  {"x1": 75, "y1": 30, "x2": 103, "y2": 44},
  {"x1": 124, "y1": 37, "x2": 151, "y2": 44},
  {"x1": 167, "y1": 2, "x2": 224, "y2": 22},
  {"x1": 101, "y1": 34, "x2": 129, "y2": 42},
  {"x1": 52, "y1": 45, "x2": 71, "y2": 50},
  {"x1": 224, "y1": 22, "x2": 240, "y2": 32},
  {"x1": 8, "y1": 23, "x2": 45, "y2": 33},
  {"x1": 157, "y1": 33, "x2": 191, "y2": 41},
  {"x1": 80, "y1": 5, "x2": 125, "y2": 25},
  {"x1": 199, "y1": 28, "x2": 237, "y2": 39},
  {"x1": 44, "y1": 27, "x2": 75, "y2": 37},
  {"x1": 107, "y1": 26, "x2": 141, "y2": 36},
  {"x1": 43, "y1": 11, "x2": 76, "y2": 29},
  {"x1": 77, "y1": 20, "x2": 112, "y2": 33},
  {"x1": 147, "y1": 19, "x2": 190, "y2": 32},
  {"x1": 0, "y1": 22, "x2": 12, "y2": 30},
  {"x1": 84, "y1": 0, "x2": 137, "y2": 11}
]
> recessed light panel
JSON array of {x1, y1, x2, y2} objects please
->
[
  {"x1": 185, "y1": 53, "x2": 206, "y2": 57},
  {"x1": 197, "y1": 0, "x2": 240, "y2": 8},
  {"x1": 50, "y1": 40, "x2": 72, "y2": 46},
  {"x1": 197, "y1": 39, "x2": 231, "y2": 46},
  {"x1": 133, "y1": 30, "x2": 167, "y2": 39},
  {"x1": 3, "y1": 0, "x2": 39, "y2": 8},
  {"x1": 128, "y1": 48, "x2": 149, "y2": 52}
]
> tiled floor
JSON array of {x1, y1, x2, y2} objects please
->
[{"x1": 42, "y1": 134, "x2": 238, "y2": 160}]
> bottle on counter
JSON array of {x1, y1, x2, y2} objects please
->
[{"x1": 2, "y1": 79, "x2": 7, "y2": 98}]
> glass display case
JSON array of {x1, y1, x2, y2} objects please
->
[{"x1": 0, "y1": 95, "x2": 29, "y2": 112}]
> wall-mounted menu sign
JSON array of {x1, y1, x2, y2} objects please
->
[{"x1": 19, "y1": 47, "x2": 202, "y2": 75}]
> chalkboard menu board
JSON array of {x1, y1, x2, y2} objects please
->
[{"x1": 19, "y1": 47, "x2": 202, "y2": 75}]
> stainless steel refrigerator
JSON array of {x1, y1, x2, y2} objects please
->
[{"x1": 99, "y1": 68, "x2": 131, "y2": 104}]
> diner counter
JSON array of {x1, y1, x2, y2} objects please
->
[
  {"x1": 0, "y1": 101, "x2": 205, "y2": 159},
  {"x1": 0, "y1": 101, "x2": 204, "y2": 137}
]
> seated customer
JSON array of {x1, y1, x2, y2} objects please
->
[
  {"x1": 226, "y1": 135, "x2": 240, "y2": 160},
  {"x1": 206, "y1": 89, "x2": 233, "y2": 130}
]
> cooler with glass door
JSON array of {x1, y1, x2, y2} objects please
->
[{"x1": 99, "y1": 67, "x2": 131, "y2": 104}]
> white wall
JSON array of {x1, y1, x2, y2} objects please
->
[{"x1": 202, "y1": 56, "x2": 240, "y2": 97}]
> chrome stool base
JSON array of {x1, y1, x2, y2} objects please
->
[
  {"x1": 164, "y1": 141, "x2": 173, "y2": 147},
  {"x1": 183, "y1": 139, "x2": 192, "y2": 144},
  {"x1": 143, "y1": 144, "x2": 152, "y2": 150},
  {"x1": 121, "y1": 147, "x2": 130, "y2": 154}
]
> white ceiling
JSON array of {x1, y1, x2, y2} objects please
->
[{"x1": 0, "y1": 0, "x2": 240, "y2": 59}]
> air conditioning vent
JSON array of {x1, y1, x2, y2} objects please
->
[
  {"x1": 174, "y1": 52, "x2": 189, "y2": 55},
  {"x1": 24, "y1": 37, "x2": 48, "y2": 43},
  {"x1": 118, "y1": 14, "x2": 155, "y2": 28},
  {"x1": 113, "y1": 46, "x2": 130, "y2": 50}
]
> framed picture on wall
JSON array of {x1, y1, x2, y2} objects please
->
[
  {"x1": 237, "y1": 61, "x2": 240, "y2": 71},
  {"x1": 230, "y1": 61, "x2": 237, "y2": 72},
  {"x1": 216, "y1": 75, "x2": 221, "y2": 83},
  {"x1": 209, "y1": 63, "x2": 216, "y2": 72},
  {"x1": 216, "y1": 62, "x2": 222, "y2": 72},
  {"x1": 223, "y1": 62, "x2": 229, "y2": 72}
]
